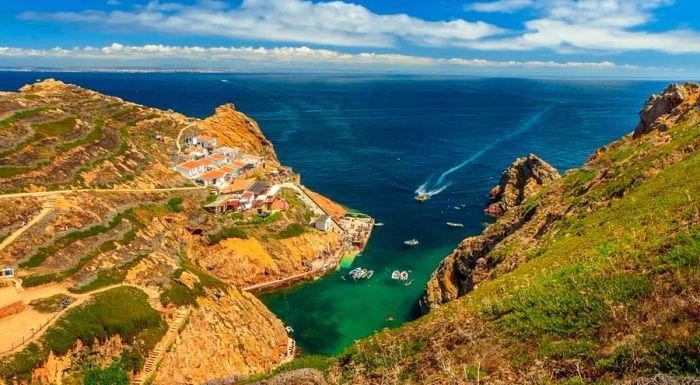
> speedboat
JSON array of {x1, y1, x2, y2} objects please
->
[
  {"x1": 404, "y1": 239, "x2": 419, "y2": 246},
  {"x1": 415, "y1": 193, "x2": 428, "y2": 202},
  {"x1": 391, "y1": 270, "x2": 401, "y2": 280},
  {"x1": 375, "y1": 222, "x2": 384, "y2": 227},
  {"x1": 365, "y1": 270, "x2": 374, "y2": 279},
  {"x1": 446, "y1": 222, "x2": 464, "y2": 228},
  {"x1": 400, "y1": 271, "x2": 409, "y2": 281}
]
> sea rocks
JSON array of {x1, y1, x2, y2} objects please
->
[
  {"x1": 484, "y1": 153, "x2": 559, "y2": 217},
  {"x1": 245, "y1": 369, "x2": 327, "y2": 385},
  {"x1": 633, "y1": 82, "x2": 700, "y2": 138}
]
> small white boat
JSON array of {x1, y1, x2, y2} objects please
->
[
  {"x1": 404, "y1": 239, "x2": 419, "y2": 246},
  {"x1": 375, "y1": 222, "x2": 384, "y2": 227},
  {"x1": 391, "y1": 270, "x2": 401, "y2": 280},
  {"x1": 400, "y1": 271, "x2": 409, "y2": 281},
  {"x1": 453, "y1": 206, "x2": 461, "y2": 210},
  {"x1": 285, "y1": 326, "x2": 294, "y2": 333},
  {"x1": 366, "y1": 270, "x2": 374, "y2": 279},
  {"x1": 415, "y1": 193, "x2": 428, "y2": 202},
  {"x1": 446, "y1": 222, "x2": 464, "y2": 228}
]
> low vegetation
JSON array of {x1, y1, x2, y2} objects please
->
[
  {"x1": 0, "y1": 287, "x2": 166, "y2": 384},
  {"x1": 29, "y1": 294, "x2": 75, "y2": 314},
  {"x1": 207, "y1": 226, "x2": 248, "y2": 245},
  {"x1": 276, "y1": 223, "x2": 306, "y2": 239}
]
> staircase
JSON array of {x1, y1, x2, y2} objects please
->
[{"x1": 132, "y1": 307, "x2": 190, "y2": 385}]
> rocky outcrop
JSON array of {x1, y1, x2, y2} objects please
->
[
  {"x1": 484, "y1": 153, "x2": 559, "y2": 217},
  {"x1": 422, "y1": 153, "x2": 560, "y2": 312},
  {"x1": 200, "y1": 103, "x2": 279, "y2": 164},
  {"x1": 155, "y1": 288, "x2": 288, "y2": 385},
  {"x1": 633, "y1": 82, "x2": 700, "y2": 138}
]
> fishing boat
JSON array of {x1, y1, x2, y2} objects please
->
[
  {"x1": 391, "y1": 270, "x2": 401, "y2": 280},
  {"x1": 404, "y1": 239, "x2": 419, "y2": 246},
  {"x1": 446, "y1": 222, "x2": 464, "y2": 228},
  {"x1": 415, "y1": 193, "x2": 428, "y2": 202},
  {"x1": 400, "y1": 271, "x2": 409, "y2": 281},
  {"x1": 375, "y1": 222, "x2": 384, "y2": 227},
  {"x1": 349, "y1": 267, "x2": 373, "y2": 280},
  {"x1": 365, "y1": 270, "x2": 374, "y2": 279}
]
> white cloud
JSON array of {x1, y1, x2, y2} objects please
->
[
  {"x1": 0, "y1": 43, "x2": 649, "y2": 72},
  {"x1": 464, "y1": 0, "x2": 534, "y2": 13},
  {"x1": 463, "y1": 0, "x2": 700, "y2": 53},
  {"x1": 18, "y1": 0, "x2": 504, "y2": 49}
]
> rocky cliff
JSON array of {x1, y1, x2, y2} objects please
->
[{"x1": 421, "y1": 153, "x2": 560, "y2": 311}]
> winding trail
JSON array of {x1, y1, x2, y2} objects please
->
[
  {"x1": 0, "y1": 186, "x2": 206, "y2": 200},
  {"x1": 175, "y1": 123, "x2": 195, "y2": 152}
]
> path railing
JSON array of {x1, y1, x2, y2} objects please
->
[{"x1": 0, "y1": 310, "x2": 59, "y2": 355}]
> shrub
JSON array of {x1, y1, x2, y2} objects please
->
[
  {"x1": 83, "y1": 364, "x2": 129, "y2": 385},
  {"x1": 207, "y1": 226, "x2": 248, "y2": 245},
  {"x1": 276, "y1": 223, "x2": 305, "y2": 239}
]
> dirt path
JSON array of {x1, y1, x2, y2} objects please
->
[
  {"x1": 0, "y1": 196, "x2": 55, "y2": 252},
  {"x1": 175, "y1": 123, "x2": 194, "y2": 152},
  {"x1": 0, "y1": 282, "x2": 162, "y2": 356},
  {"x1": 0, "y1": 186, "x2": 206, "y2": 200}
]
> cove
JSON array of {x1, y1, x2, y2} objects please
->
[{"x1": 0, "y1": 72, "x2": 668, "y2": 354}]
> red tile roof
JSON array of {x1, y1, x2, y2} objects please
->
[
  {"x1": 199, "y1": 169, "x2": 225, "y2": 179},
  {"x1": 178, "y1": 160, "x2": 201, "y2": 170}
]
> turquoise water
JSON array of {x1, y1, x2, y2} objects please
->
[{"x1": 0, "y1": 72, "x2": 669, "y2": 354}]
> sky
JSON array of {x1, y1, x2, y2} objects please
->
[{"x1": 1, "y1": 0, "x2": 700, "y2": 77}]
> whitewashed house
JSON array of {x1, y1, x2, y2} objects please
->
[
  {"x1": 315, "y1": 215, "x2": 332, "y2": 232},
  {"x1": 175, "y1": 160, "x2": 205, "y2": 178}
]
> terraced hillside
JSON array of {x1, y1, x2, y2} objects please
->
[{"x1": 0, "y1": 79, "x2": 345, "y2": 385}]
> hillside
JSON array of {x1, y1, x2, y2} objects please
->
[
  {"x1": 255, "y1": 84, "x2": 700, "y2": 384},
  {"x1": 0, "y1": 79, "x2": 363, "y2": 385}
]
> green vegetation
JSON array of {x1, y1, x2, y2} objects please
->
[
  {"x1": 242, "y1": 355, "x2": 332, "y2": 384},
  {"x1": 20, "y1": 210, "x2": 127, "y2": 269},
  {"x1": 29, "y1": 294, "x2": 75, "y2": 313},
  {"x1": 83, "y1": 364, "x2": 129, "y2": 385},
  {"x1": 160, "y1": 254, "x2": 228, "y2": 307},
  {"x1": 33, "y1": 116, "x2": 76, "y2": 136},
  {"x1": 207, "y1": 226, "x2": 248, "y2": 245},
  {"x1": 0, "y1": 287, "x2": 166, "y2": 383},
  {"x1": 69, "y1": 254, "x2": 147, "y2": 294},
  {"x1": 276, "y1": 223, "x2": 306, "y2": 239},
  {"x1": 166, "y1": 197, "x2": 184, "y2": 213},
  {"x1": 0, "y1": 106, "x2": 50, "y2": 127}
]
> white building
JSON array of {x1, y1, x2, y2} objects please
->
[
  {"x1": 315, "y1": 215, "x2": 332, "y2": 232},
  {"x1": 175, "y1": 160, "x2": 206, "y2": 178}
]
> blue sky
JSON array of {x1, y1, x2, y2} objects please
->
[{"x1": 1, "y1": 0, "x2": 700, "y2": 77}]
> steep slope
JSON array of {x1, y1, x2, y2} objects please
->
[
  {"x1": 316, "y1": 83, "x2": 700, "y2": 384},
  {"x1": 0, "y1": 79, "x2": 347, "y2": 385}
]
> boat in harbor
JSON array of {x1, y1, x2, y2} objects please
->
[
  {"x1": 415, "y1": 193, "x2": 428, "y2": 202},
  {"x1": 349, "y1": 267, "x2": 373, "y2": 280},
  {"x1": 446, "y1": 222, "x2": 464, "y2": 228},
  {"x1": 403, "y1": 238, "x2": 419, "y2": 246}
]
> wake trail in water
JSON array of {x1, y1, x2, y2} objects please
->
[{"x1": 416, "y1": 105, "x2": 554, "y2": 196}]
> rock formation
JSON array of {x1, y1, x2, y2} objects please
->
[
  {"x1": 633, "y1": 82, "x2": 700, "y2": 138},
  {"x1": 484, "y1": 153, "x2": 559, "y2": 217}
]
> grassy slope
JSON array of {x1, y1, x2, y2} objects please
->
[{"x1": 323, "y1": 105, "x2": 700, "y2": 383}]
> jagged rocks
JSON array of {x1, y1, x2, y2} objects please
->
[
  {"x1": 484, "y1": 153, "x2": 560, "y2": 217},
  {"x1": 633, "y1": 82, "x2": 700, "y2": 138},
  {"x1": 245, "y1": 369, "x2": 327, "y2": 385}
]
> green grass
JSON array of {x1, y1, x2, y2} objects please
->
[
  {"x1": 33, "y1": 117, "x2": 76, "y2": 136},
  {"x1": 166, "y1": 197, "x2": 183, "y2": 213},
  {"x1": 241, "y1": 355, "x2": 332, "y2": 384},
  {"x1": 276, "y1": 223, "x2": 306, "y2": 239},
  {"x1": 207, "y1": 226, "x2": 248, "y2": 245},
  {"x1": 69, "y1": 254, "x2": 147, "y2": 294},
  {"x1": 160, "y1": 254, "x2": 228, "y2": 307},
  {"x1": 0, "y1": 106, "x2": 50, "y2": 127},
  {"x1": 0, "y1": 287, "x2": 166, "y2": 383},
  {"x1": 20, "y1": 210, "x2": 127, "y2": 269},
  {"x1": 29, "y1": 294, "x2": 75, "y2": 313}
]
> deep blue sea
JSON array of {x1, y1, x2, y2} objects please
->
[{"x1": 0, "y1": 72, "x2": 667, "y2": 354}]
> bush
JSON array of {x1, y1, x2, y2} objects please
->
[
  {"x1": 83, "y1": 364, "x2": 129, "y2": 385},
  {"x1": 276, "y1": 223, "x2": 305, "y2": 239},
  {"x1": 166, "y1": 197, "x2": 183, "y2": 213},
  {"x1": 207, "y1": 226, "x2": 248, "y2": 245}
]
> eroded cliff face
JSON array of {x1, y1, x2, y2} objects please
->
[
  {"x1": 633, "y1": 82, "x2": 700, "y2": 138},
  {"x1": 484, "y1": 153, "x2": 560, "y2": 217},
  {"x1": 200, "y1": 103, "x2": 279, "y2": 164},
  {"x1": 420, "y1": 153, "x2": 560, "y2": 312},
  {"x1": 156, "y1": 289, "x2": 288, "y2": 385}
]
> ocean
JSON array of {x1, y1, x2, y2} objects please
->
[{"x1": 0, "y1": 72, "x2": 667, "y2": 355}]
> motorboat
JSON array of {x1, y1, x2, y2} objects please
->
[
  {"x1": 446, "y1": 222, "x2": 464, "y2": 228},
  {"x1": 404, "y1": 239, "x2": 419, "y2": 246},
  {"x1": 375, "y1": 222, "x2": 384, "y2": 226},
  {"x1": 415, "y1": 193, "x2": 428, "y2": 202},
  {"x1": 391, "y1": 270, "x2": 401, "y2": 280}
]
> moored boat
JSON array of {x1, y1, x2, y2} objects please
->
[
  {"x1": 446, "y1": 222, "x2": 464, "y2": 228},
  {"x1": 404, "y1": 238, "x2": 419, "y2": 246}
]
